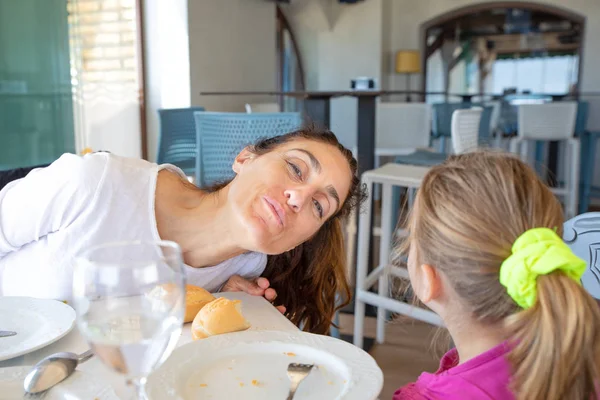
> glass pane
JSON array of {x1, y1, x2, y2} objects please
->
[{"x1": 0, "y1": 0, "x2": 75, "y2": 170}]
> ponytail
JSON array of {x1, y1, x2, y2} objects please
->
[{"x1": 506, "y1": 272, "x2": 600, "y2": 400}]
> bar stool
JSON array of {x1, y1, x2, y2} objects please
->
[
  {"x1": 353, "y1": 163, "x2": 444, "y2": 349},
  {"x1": 510, "y1": 102, "x2": 579, "y2": 218}
]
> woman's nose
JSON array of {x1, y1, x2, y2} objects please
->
[{"x1": 284, "y1": 189, "x2": 308, "y2": 212}]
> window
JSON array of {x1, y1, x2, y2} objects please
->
[
  {"x1": 491, "y1": 55, "x2": 578, "y2": 94},
  {"x1": 67, "y1": 0, "x2": 145, "y2": 157},
  {"x1": 276, "y1": 7, "x2": 304, "y2": 111}
]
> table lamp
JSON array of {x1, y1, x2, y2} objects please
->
[{"x1": 395, "y1": 50, "x2": 421, "y2": 102}]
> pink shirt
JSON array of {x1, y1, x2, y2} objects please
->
[{"x1": 393, "y1": 342, "x2": 514, "y2": 400}]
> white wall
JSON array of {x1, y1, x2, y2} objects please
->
[
  {"x1": 189, "y1": 0, "x2": 277, "y2": 112},
  {"x1": 143, "y1": 0, "x2": 190, "y2": 162},
  {"x1": 282, "y1": 0, "x2": 383, "y2": 149}
]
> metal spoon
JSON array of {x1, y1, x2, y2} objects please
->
[
  {"x1": 23, "y1": 349, "x2": 94, "y2": 394},
  {"x1": 0, "y1": 331, "x2": 16, "y2": 337}
]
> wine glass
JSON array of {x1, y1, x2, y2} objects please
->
[{"x1": 72, "y1": 240, "x2": 185, "y2": 399}]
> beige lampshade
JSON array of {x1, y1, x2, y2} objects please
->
[{"x1": 395, "y1": 50, "x2": 421, "y2": 74}]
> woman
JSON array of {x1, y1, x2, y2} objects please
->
[{"x1": 0, "y1": 127, "x2": 364, "y2": 334}]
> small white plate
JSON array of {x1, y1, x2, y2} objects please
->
[
  {"x1": 146, "y1": 330, "x2": 383, "y2": 400},
  {"x1": 0, "y1": 297, "x2": 76, "y2": 362},
  {"x1": 0, "y1": 366, "x2": 118, "y2": 399}
]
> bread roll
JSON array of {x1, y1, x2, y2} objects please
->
[
  {"x1": 191, "y1": 297, "x2": 250, "y2": 340},
  {"x1": 147, "y1": 284, "x2": 215, "y2": 323},
  {"x1": 184, "y1": 285, "x2": 216, "y2": 323}
]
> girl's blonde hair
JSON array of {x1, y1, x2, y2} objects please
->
[{"x1": 403, "y1": 151, "x2": 600, "y2": 400}]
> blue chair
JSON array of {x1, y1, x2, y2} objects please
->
[
  {"x1": 574, "y1": 102, "x2": 600, "y2": 214},
  {"x1": 431, "y1": 102, "x2": 472, "y2": 152},
  {"x1": 157, "y1": 107, "x2": 205, "y2": 176},
  {"x1": 563, "y1": 212, "x2": 600, "y2": 299},
  {"x1": 193, "y1": 112, "x2": 302, "y2": 187}
]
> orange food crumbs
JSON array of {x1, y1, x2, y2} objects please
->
[
  {"x1": 239, "y1": 383, "x2": 244, "y2": 387},
  {"x1": 200, "y1": 384, "x2": 208, "y2": 388},
  {"x1": 227, "y1": 367, "x2": 233, "y2": 370},
  {"x1": 285, "y1": 352, "x2": 296, "y2": 357},
  {"x1": 328, "y1": 381, "x2": 334, "y2": 385},
  {"x1": 251, "y1": 380, "x2": 259, "y2": 386}
]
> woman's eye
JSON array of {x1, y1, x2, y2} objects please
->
[
  {"x1": 313, "y1": 199, "x2": 323, "y2": 218},
  {"x1": 287, "y1": 161, "x2": 302, "y2": 179}
]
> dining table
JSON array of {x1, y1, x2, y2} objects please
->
[{"x1": 0, "y1": 292, "x2": 299, "y2": 399}]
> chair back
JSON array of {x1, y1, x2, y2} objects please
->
[
  {"x1": 517, "y1": 102, "x2": 577, "y2": 141},
  {"x1": 194, "y1": 112, "x2": 302, "y2": 186},
  {"x1": 563, "y1": 212, "x2": 600, "y2": 299},
  {"x1": 157, "y1": 107, "x2": 204, "y2": 175},
  {"x1": 432, "y1": 102, "x2": 471, "y2": 138},
  {"x1": 485, "y1": 100, "x2": 501, "y2": 137},
  {"x1": 376, "y1": 103, "x2": 431, "y2": 151},
  {"x1": 451, "y1": 108, "x2": 483, "y2": 154},
  {"x1": 477, "y1": 106, "x2": 494, "y2": 145}
]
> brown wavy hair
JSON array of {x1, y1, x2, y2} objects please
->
[
  {"x1": 205, "y1": 126, "x2": 366, "y2": 334},
  {"x1": 399, "y1": 151, "x2": 600, "y2": 399}
]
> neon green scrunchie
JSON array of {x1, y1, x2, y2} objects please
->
[{"x1": 499, "y1": 227, "x2": 586, "y2": 309}]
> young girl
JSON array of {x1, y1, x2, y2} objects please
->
[{"x1": 393, "y1": 151, "x2": 600, "y2": 400}]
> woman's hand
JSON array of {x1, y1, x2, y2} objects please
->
[{"x1": 221, "y1": 275, "x2": 286, "y2": 314}]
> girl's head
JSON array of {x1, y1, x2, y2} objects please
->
[
  {"x1": 209, "y1": 126, "x2": 365, "y2": 334},
  {"x1": 403, "y1": 151, "x2": 600, "y2": 400}
]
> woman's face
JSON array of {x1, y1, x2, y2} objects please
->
[{"x1": 227, "y1": 139, "x2": 352, "y2": 254}]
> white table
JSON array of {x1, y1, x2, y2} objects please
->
[{"x1": 0, "y1": 292, "x2": 298, "y2": 399}]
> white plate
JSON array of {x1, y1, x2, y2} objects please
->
[
  {"x1": 0, "y1": 366, "x2": 118, "y2": 399},
  {"x1": 146, "y1": 330, "x2": 383, "y2": 400},
  {"x1": 0, "y1": 297, "x2": 76, "y2": 362}
]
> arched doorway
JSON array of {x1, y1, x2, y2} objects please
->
[{"x1": 419, "y1": 2, "x2": 585, "y2": 100}]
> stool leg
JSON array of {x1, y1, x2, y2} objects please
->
[
  {"x1": 354, "y1": 178, "x2": 374, "y2": 349},
  {"x1": 376, "y1": 183, "x2": 394, "y2": 344},
  {"x1": 345, "y1": 208, "x2": 357, "y2": 286}
]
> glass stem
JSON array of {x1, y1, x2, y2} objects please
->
[{"x1": 130, "y1": 376, "x2": 148, "y2": 400}]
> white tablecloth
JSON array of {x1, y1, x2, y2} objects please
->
[{"x1": 0, "y1": 292, "x2": 298, "y2": 398}]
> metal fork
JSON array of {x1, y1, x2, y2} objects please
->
[{"x1": 286, "y1": 363, "x2": 314, "y2": 400}]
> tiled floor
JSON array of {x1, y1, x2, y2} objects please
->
[{"x1": 338, "y1": 313, "x2": 448, "y2": 399}]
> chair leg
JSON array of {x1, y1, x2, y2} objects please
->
[
  {"x1": 581, "y1": 133, "x2": 597, "y2": 214},
  {"x1": 534, "y1": 140, "x2": 545, "y2": 176},
  {"x1": 353, "y1": 178, "x2": 374, "y2": 349},
  {"x1": 331, "y1": 310, "x2": 340, "y2": 339},
  {"x1": 439, "y1": 136, "x2": 447, "y2": 153},
  {"x1": 568, "y1": 139, "x2": 581, "y2": 219}
]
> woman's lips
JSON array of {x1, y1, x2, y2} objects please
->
[{"x1": 263, "y1": 196, "x2": 285, "y2": 227}]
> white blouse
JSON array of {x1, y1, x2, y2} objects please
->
[{"x1": 0, "y1": 153, "x2": 266, "y2": 301}]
